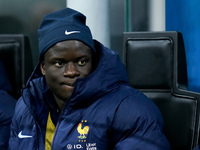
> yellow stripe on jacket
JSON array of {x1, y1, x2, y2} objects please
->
[{"x1": 45, "y1": 112, "x2": 56, "y2": 150}]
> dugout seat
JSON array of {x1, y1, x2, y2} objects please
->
[
  {"x1": 123, "y1": 31, "x2": 200, "y2": 150},
  {"x1": 0, "y1": 34, "x2": 33, "y2": 98}
]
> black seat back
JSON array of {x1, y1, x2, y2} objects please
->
[
  {"x1": 123, "y1": 31, "x2": 200, "y2": 150},
  {"x1": 0, "y1": 34, "x2": 33, "y2": 98}
]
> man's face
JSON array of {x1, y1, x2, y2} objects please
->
[{"x1": 41, "y1": 40, "x2": 93, "y2": 102}]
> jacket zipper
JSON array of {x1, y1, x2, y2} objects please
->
[
  {"x1": 36, "y1": 122, "x2": 45, "y2": 150},
  {"x1": 50, "y1": 105, "x2": 72, "y2": 149}
]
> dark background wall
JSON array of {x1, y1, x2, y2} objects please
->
[
  {"x1": 109, "y1": 0, "x2": 148, "y2": 59},
  {"x1": 0, "y1": 0, "x2": 149, "y2": 65},
  {"x1": 0, "y1": 0, "x2": 66, "y2": 66}
]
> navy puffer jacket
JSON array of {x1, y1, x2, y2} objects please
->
[{"x1": 8, "y1": 41, "x2": 170, "y2": 150}]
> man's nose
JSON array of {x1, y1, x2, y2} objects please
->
[{"x1": 63, "y1": 62, "x2": 79, "y2": 77}]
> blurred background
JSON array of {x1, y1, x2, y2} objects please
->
[
  {"x1": 0, "y1": 0, "x2": 165, "y2": 65},
  {"x1": 0, "y1": 0, "x2": 66, "y2": 66},
  {"x1": 0, "y1": 0, "x2": 200, "y2": 92}
]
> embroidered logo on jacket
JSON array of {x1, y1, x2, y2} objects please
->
[
  {"x1": 18, "y1": 131, "x2": 32, "y2": 138},
  {"x1": 77, "y1": 120, "x2": 89, "y2": 140}
]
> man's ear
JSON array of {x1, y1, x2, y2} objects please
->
[{"x1": 40, "y1": 61, "x2": 46, "y2": 75}]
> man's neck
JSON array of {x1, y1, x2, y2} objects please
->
[{"x1": 54, "y1": 97, "x2": 65, "y2": 112}]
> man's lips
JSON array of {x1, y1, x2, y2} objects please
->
[{"x1": 61, "y1": 82, "x2": 75, "y2": 88}]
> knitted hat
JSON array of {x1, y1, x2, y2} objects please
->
[{"x1": 38, "y1": 8, "x2": 95, "y2": 58}]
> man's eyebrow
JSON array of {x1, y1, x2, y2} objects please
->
[{"x1": 75, "y1": 55, "x2": 91, "y2": 61}]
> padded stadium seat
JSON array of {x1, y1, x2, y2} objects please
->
[
  {"x1": 0, "y1": 34, "x2": 33, "y2": 98},
  {"x1": 123, "y1": 31, "x2": 200, "y2": 150}
]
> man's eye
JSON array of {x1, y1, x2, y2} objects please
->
[
  {"x1": 55, "y1": 62, "x2": 63, "y2": 67},
  {"x1": 77, "y1": 60, "x2": 86, "y2": 66}
]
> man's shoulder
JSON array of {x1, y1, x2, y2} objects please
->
[
  {"x1": 106, "y1": 85, "x2": 148, "y2": 102},
  {"x1": 14, "y1": 97, "x2": 29, "y2": 117},
  {"x1": 98, "y1": 85, "x2": 154, "y2": 112},
  {"x1": 104, "y1": 85, "x2": 162, "y2": 120}
]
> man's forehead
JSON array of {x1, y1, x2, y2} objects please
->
[
  {"x1": 46, "y1": 42, "x2": 93, "y2": 57},
  {"x1": 53, "y1": 40, "x2": 90, "y2": 49}
]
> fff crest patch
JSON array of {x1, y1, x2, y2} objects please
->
[{"x1": 77, "y1": 120, "x2": 89, "y2": 140}]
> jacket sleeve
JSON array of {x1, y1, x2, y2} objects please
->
[
  {"x1": 111, "y1": 92, "x2": 171, "y2": 150},
  {"x1": 8, "y1": 98, "x2": 24, "y2": 150},
  {"x1": 8, "y1": 122, "x2": 18, "y2": 150}
]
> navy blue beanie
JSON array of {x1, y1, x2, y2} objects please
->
[{"x1": 38, "y1": 8, "x2": 95, "y2": 58}]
